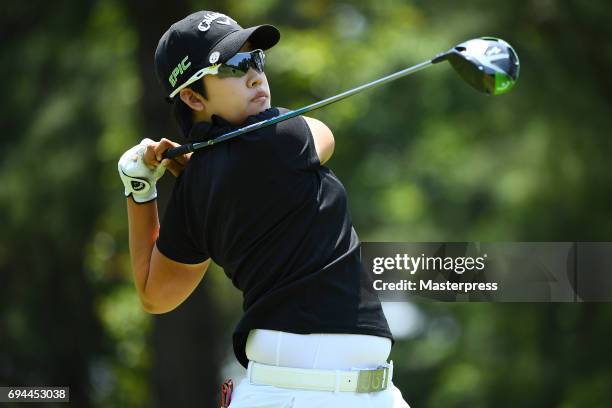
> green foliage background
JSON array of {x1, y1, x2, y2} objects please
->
[{"x1": 1, "y1": 0, "x2": 611, "y2": 407}]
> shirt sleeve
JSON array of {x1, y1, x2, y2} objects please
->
[
  {"x1": 156, "y1": 176, "x2": 210, "y2": 264},
  {"x1": 273, "y1": 107, "x2": 321, "y2": 171}
]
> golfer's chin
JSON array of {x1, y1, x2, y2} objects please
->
[{"x1": 248, "y1": 96, "x2": 271, "y2": 112}]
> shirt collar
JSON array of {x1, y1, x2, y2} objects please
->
[{"x1": 188, "y1": 107, "x2": 280, "y2": 142}]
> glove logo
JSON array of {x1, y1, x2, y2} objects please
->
[{"x1": 131, "y1": 180, "x2": 145, "y2": 191}]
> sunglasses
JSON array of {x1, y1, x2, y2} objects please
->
[
  {"x1": 217, "y1": 49, "x2": 266, "y2": 78},
  {"x1": 169, "y1": 49, "x2": 266, "y2": 99}
]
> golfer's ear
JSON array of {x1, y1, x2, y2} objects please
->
[{"x1": 179, "y1": 88, "x2": 206, "y2": 111}]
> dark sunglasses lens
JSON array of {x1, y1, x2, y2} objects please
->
[
  {"x1": 219, "y1": 50, "x2": 265, "y2": 78},
  {"x1": 217, "y1": 65, "x2": 245, "y2": 78},
  {"x1": 224, "y1": 52, "x2": 250, "y2": 72}
]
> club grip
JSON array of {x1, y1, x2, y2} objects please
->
[{"x1": 162, "y1": 144, "x2": 193, "y2": 159}]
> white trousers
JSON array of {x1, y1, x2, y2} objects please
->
[{"x1": 228, "y1": 330, "x2": 410, "y2": 408}]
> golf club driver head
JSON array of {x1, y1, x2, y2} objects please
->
[{"x1": 434, "y1": 37, "x2": 520, "y2": 95}]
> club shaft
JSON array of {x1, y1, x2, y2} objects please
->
[{"x1": 163, "y1": 59, "x2": 435, "y2": 159}]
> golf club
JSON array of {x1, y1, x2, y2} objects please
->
[{"x1": 162, "y1": 37, "x2": 519, "y2": 159}]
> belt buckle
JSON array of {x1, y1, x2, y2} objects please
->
[{"x1": 356, "y1": 363, "x2": 391, "y2": 393}]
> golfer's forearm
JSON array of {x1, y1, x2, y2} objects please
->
[{"x1": 126, "y1": 197, "x2": 159, "y2": 305}]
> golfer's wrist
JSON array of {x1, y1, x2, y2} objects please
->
[
  {"x1": 125, "y1": 182, "x2": 158, "y2": 203},
  {"x1": 127, "y1": 193, "x2": 157, "y2": 204}
]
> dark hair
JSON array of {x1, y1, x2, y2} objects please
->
[{"x1": 173, "y1": 79, "x2": 208, "y2": 138}]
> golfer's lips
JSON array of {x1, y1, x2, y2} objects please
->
[{"x1": 251, "y1": 91, "x2": 269, "y2": 102}]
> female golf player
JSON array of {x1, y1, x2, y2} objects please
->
[{"x1": 118, "y1": 10, "x2": 409, "y2": 407}]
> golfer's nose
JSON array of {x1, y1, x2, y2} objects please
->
[{"x1": 247, "y1": 69, "x2": 264, "y2": 88}]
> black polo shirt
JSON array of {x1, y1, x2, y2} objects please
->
[{"x1": 157, "y1": 107, "x2": 392, "y2": 368}]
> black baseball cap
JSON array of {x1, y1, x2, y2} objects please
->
[{"x1": 154, "y1": 11, "x2": 280, "y2": 100}]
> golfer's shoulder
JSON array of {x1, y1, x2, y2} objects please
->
[
  {"x1": 302, "y1": 116, "x2": 334, "y2": 164},
  {"x1": 273, "y1": 107, "x2": 334, "y2": 164},
  {"x1": 302, "y1": 116, "x2": 333, "y2": 138}
]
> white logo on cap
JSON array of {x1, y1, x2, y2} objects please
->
[
  {"x1": 198, "y1": 12, "x2": 235, "y2": 32},
  {"x1": 209, "y1": 51, "x2": 220, "y2": 64}
]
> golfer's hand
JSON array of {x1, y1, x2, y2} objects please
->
[
  {"x1": 143, "y1": 138, "x2": 191, "y2": 177},
  {"x1": 118, "y1": 138, "x2": 166, "y2": 203}
]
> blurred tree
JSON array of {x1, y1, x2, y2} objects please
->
[{"x1": 0, "y1": 1, "x2": 106, "y2": 406}]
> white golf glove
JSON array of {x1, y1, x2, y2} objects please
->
[{"x1": 118, "y1": 138, "x2": 166, "y2": 203}]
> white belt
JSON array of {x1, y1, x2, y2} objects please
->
[{"x1": 247, "y1": 360, "x2": 393, "y2": 393}]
